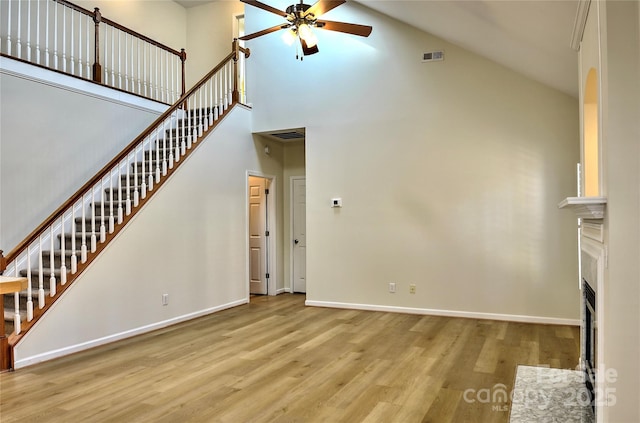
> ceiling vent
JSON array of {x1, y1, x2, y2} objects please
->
[
  {"x1": 422, "y1": 50, "x2": 444, "y2": 62},
  {"x1": 270, "y1": 131, "x2": 305, "y2": 140}
]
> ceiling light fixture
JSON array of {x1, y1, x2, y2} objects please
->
[{"x1": 240, "y1": 0, "x2": 373, "y2": 61}]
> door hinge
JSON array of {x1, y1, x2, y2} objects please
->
[
  {"x1": 266, "y1": 273, "x2": 270, "y2": 279},
  {"x1": 265, "y1": 189, "x2": 269, "y2": 195},
  {"x1": 265, "y1": 230, "x2": 270, "y2": 237}
]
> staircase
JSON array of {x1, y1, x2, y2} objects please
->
[
  {"x1": 2, "y1": 114, "x2": 203, "y2": 330},
  {"x1": 0, "y1": 40, "x2": 250, "y2": 369}
]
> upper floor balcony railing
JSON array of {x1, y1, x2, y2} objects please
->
[{"x1": 0, "y1": 0, "x2": 186, "y2": 104}]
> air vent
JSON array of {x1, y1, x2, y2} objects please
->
[
  {"x1": 422, "y1": 50, "x2": 444, "y2": 62},
  {"x1": 271, "y1": 131, "x2": 304, "y2": 140}
]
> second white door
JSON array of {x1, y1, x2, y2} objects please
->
[
  {"x1": 292, "y1": 178, "x2": 306, "y2": 293},
  {"x1": 249, "y1": 176, "x2": 269, "y2": 295}
]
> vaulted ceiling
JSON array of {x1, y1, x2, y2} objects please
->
[{"x1": 175, "y1": 0, "x2": 580, "y2": 97}]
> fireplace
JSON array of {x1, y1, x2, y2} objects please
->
[
  {"x1": 583, "y1": 278, "x2": 596, "y2": 412},
  {"x1": 559, "y1": 193, "x2": 606, "y2": 420}
]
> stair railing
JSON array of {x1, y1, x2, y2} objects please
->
[
  {"x1": 0, "y1": 0, "x2": 186, "y2": 103},
  {"x1": 0, "y1": 40, "x2": 249, "y2": 369}
]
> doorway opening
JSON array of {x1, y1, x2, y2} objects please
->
[{"x1": 247, "y1": 173, "x2": 276, "y2": 296}]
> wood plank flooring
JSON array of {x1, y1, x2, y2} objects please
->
[{"x1": 0, "y1": 294, "x2": 580, "y2": 422}]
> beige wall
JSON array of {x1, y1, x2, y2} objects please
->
[
  {"x1": 77, "y1": 0, "x2": 187, "y2": 50},
  {"x1": 246, "y1": 1, "x2": 580, "y2": 322},
  {"x1": 0, "y1": 61, "x2": 165, "y2": 251},
  {"x1": 185, "y1": 1, "x2": 244, "y2": 86},
  {"x1": 596, "y1": 1, "x2": 640, "y2": 421}
]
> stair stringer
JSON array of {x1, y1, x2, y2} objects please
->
[{"x1": 13, "y1": 106, "x2": 262, "y2": 368}]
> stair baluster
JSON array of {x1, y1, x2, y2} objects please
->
[
  {"x1": 100, "y1": 176, "x2": 106, "y2": 242},
  {"x1": 27, "y1": 1, "x2": 32, "y2": 61},
  {"x1": 6, "y1": 0, "x2": 11, "y2": 56},
  {"x1": 208, "y1": 80, "x2": 214, "y2": 127},
  {"x1": 60, "y1": 214, "x2": 67, "y2": 285},
  {"x1": 108, "y1": 171, "x2": 115, "y2": 233},
  {"x1": 133, "y1": 146, "x2": 140, "y2": 208},
  {"x1": 70, "y1": 8, "x2": 75, "y2": 75},
  {"x1": 80, "y1": 195, "x2": 87, "y2": 263},
  {"x1": 26, "y1": 249, "x2": 33, "y2": 321},
  {"x1": 36, "y1": 0, "x2": 41, "y2": 65},
  {"x1": 117, "y1": 162, "x2": 123, "y2": 224},
  {"x1": 168, "y1": 113, "x2": 175, "y2": 169},
  {"x1": 214, "y1": 74, "x2": 219, "y2": 121},
  {"x1": 71, "y1": 204, "x2": 77, "y2": 273},
  {"x1": 140, "y1": 140, "x2": 147, "y2": 200},
  {"x1": 90, "y1": 189, "x2": 96, "y2": 253},
  {"x1": 53, "y1": 2, "x2": 59, "y2": 70},
  {"x1": 38, "y1": 236, "x2": 45, "y2": 309},
  {"x1": 16, "y1": 0, "x2": 22, "y2": 59},
  {"x1": 49, "y1": 227, "x2": 56, "y2": 296}
]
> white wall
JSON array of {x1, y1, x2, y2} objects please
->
[
  {"x1": 246, "y1": 1, "x2": 580, "y2": 322},
  {"x1": 599, "y1": 1, "x2": 640, "y2": 421},
  {"x1": 14, "y1": 106, "x2": 286, "y2": 367},
  {"x1": 0, "y1": 58, "x2": 166, "y2": 251}
]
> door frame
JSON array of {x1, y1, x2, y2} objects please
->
[
  {"x1": 246, "y1": 171, "x2": 277, "y2": 297},
  {"x1": 289, "y1": 176, "x2": 306, "y2": 293}
]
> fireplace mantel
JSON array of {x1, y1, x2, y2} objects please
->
[{"x1": 558, "y1": 196, "x2": 607, "y2": 219}]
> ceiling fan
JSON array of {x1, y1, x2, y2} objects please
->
[{"x1": 239, "y1": 0, "x2": 372, "y2": 59}]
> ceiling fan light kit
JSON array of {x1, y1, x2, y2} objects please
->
[{"x1": 240, "y1": 0, "x2": 372, "y2": 60}]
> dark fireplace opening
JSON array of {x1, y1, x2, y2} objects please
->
[{"x1": 583, "y1": 278, "x2": 596, "y2": 413}]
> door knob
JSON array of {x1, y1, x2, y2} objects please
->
[{"x1": 294, "y1": 239, "x2": 299, "y2": 244}]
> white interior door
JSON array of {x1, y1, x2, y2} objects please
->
[
  {"x1": 292, "y1": 178, "x2": 306, "y2": 293},
  {"x1": 249, "y1": 176, "x2": 268, "y2": 295}
]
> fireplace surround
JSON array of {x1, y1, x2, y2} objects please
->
[
  {"x1": 561, "y1": 194, "x2": 606, "y2": 421},
  {"x1": 579, "y1": 234, "x2": 605, "y2": 420},
  {"x1": 583, "y1": 277, "x2": 596, "y2": 412}
]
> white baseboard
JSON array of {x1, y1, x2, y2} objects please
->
[
  {"x1": 305, "y1": 300, "x2": 580, "y2": 326},
  {"x1": 14, "y1": 298, "x2": 248, "y2": 369}
]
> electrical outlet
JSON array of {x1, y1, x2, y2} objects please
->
[
  {"x1": 162, "y1": 293, "x2": 169, "y2": 305},
  {"x1": 409, "y1": 284, "x2": 416, "y2": 294},
  {"x1": 388, "y1": 283, "x2": 396, "y2": 293}
]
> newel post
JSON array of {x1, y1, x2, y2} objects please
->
[
  {"x1": 180, "y1": 48, "x2": 187, "y2": 97},
  {"x1": 232, "y1": 39, "x2": 239, "y2": 103},
  {"x1": 92, "y1": 8, "x2": 102, "y2": 83},
  {"x1": 0, "y1": 250, "x2": 6, "y2": 274}
]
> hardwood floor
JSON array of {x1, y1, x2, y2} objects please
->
[{"x1": 0, "y1": 294, "x2": 579, "y2": 422}]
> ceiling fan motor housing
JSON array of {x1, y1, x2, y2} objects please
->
[{"x1": 286, "y1": 3, "x2": 312, "y2": 17}]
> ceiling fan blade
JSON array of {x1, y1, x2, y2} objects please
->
[
  {"x1": 316, "y1": 20, "x2": 373, "y2": 37},
  {"x1": 303, "y1": 0, "x2": 346, "y2": 18},
  {"x1": 239, "y1": 24, "x2": 290, "y2": 41},
  {"x1": 300, "y1": 38, "x2": 320, "y2": 56},
  {"x1": 240, "y1": 0, "x2": 289, "y2": 18}
]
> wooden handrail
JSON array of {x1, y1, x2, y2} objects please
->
[{"x1": 3, "y1": 42, "x2": 249, "y2": 265}]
